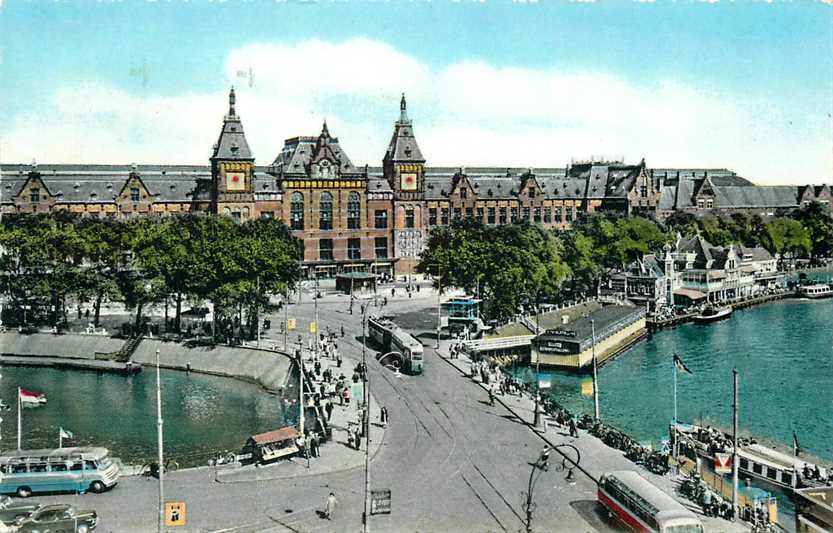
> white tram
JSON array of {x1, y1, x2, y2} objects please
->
[{"x1": 367, "y1": 316, "x2": 423, "y2": 374}]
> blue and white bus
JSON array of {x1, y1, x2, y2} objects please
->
[
  {"x1": 368, "y1": 316, "x2": 424, "y2": 374},
  {"x1": 0, "y1": 447, "x2": 120, "y2": 497}
]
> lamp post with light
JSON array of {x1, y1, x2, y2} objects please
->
[{"x1": 523, "y1": 443, "x2": 581, "y2": 533}]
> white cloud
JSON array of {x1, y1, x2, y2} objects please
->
[{"x1": 1, "y1": 37, "x2": 830, "y2": 185}]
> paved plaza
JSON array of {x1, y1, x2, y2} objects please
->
[{"x1": 17, "y1": 281, "x2": 747, "y2": 532}]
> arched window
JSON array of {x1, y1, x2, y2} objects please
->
[
  {"x1": 347, "y1": 192, "x2": 361, "y2": 229},
  {"x1": 319, "y1": 191, "x2": 333, "y2": 230},
  {"x1": 290, "y1": 192, "x2": 304, "y2": 230}
]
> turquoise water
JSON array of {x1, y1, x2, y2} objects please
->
[
  {"x1": 0, "y1": 367, "x2": 291, "y2": 466},
  {"x1": 533, "y1": 297, "x2": 833, "y2": 462}
]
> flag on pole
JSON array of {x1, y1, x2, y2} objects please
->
[
  {"x1": 59, "y1": 428, "x2": 73, "y2": 439},
  {"x1": 19, "y1": 388, "x2": 47, "y2": 406},
  {"x1": 673, "y1": 354, "x2": 693, "y2": 375},
  {"x1": 793, "y1": 431, "x2": 801, "y2": 457}
]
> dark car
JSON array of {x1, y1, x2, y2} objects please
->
[
  {"x1": 16, "y1": 504, "x2": 97, "y2": 533},
  {"x1": 0, "y1": 499, "x2": 41, "y2": 527}
]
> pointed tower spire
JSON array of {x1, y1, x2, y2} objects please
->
[
  {"x1": 321, "y1": 120, "x2": 330, "y2": 138},
  {"x1": 400, "y1": 93, "x2": 409, "y2": 122},
  {"x1": 228, "y1": 86, "x2": 236, "y2": 116}
]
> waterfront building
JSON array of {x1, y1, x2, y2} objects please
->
[
  {"x1": 1, "y1": 89, "x2": 828, "y2": 277},
  {"x1": 608, "y1": 238, "x2": 782, "y2": 309},
  {"x1": 530, "y1": 305, "x2": 646, "y2": 369},
  {"x1": 794, "y1": 486, "x2": 833, "y2": 533}
]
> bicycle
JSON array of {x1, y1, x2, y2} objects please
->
[{"x1": 139, "y1": 458, "x2": 180, "y2": 479}]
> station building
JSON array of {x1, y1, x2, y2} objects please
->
[{"x1": 1, "y1": 89, "x2": 829, "y2": 277}]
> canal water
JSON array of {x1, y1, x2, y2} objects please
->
[
  {"x1": 533, "y1": 297, "x2": 833, "y2": 462},
  {"x1": 0, "y1": 366, "x2": 293, "y2": 467}
]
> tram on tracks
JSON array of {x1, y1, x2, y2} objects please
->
[
  {"x1": 598, "y1": 470, "x2": 704, "y2": 533},
  {"x1": 367, "y1": 316, "x2": 423, "y2": 374}
]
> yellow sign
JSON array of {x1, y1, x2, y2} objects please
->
[
  {"x1": 309, "y1": 321, "x2": 317, "y2": 334},
  {"x1": 165, "y1": 501, "x2": 186, "y2": 527},
  {"x1": 580, "y1": 380, "x2": 595, "y2": 397},
  {"x1": 287, "y1": 318, "x2": 296, "y2": 331}
]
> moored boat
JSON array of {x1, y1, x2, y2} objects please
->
[
  {"x1": 692, "y1": 306, "x2": 733, "y2": 323},
  {"x1": 797, "y1": 283, "x2": 833, "y2": 299}
]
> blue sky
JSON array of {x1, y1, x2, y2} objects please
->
[{"x1": 0, "y1": 0, "x2": 830, "y2": 184}]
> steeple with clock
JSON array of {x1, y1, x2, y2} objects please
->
[
  {"x1": 383, "y1": 94, "x2": 426, "y2": 201},
  {"x1": 210, "y1": 87, "x2": 256, "y2": 220}
]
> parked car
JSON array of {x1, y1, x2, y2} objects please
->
[
  {"x1": 0, "y1": 499, "x2": 41, "y2": 527},
  {"x1": 16, "y1": 504, "x2": 96, "y2": 533}
]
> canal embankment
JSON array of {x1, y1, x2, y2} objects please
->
[{"x1": 0, "y1": 331, "x2": 293, "y2": 394}]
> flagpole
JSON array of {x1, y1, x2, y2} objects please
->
[
  {"x1": 16, "y1": 387, "x2": 21, "y2": 450},
  {"x1": 59, "y1": 431, "x2": 62, "y2": 449},
  {"x1": 673, "y1": 358, "x2": 678, "y2": 468}
]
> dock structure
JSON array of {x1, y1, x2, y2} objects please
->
[
  {"x1": 460, "y1": 303, "x2": 648, "y2": 370},
  {"x1": 531, "y1": 305, "x2": 647, "y2": 369},
  {"x1": 647, "y1": 290, "x2": 791, "y2": 331}
]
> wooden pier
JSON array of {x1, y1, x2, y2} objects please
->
[{"x1": 647, "y1": 290, "x2": 791, "y2": 332}]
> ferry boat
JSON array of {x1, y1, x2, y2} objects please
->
[
  {"x1": 692, "y1": 307, "x2": 733, "y2": 323},
  {"x1": 797, "y1": 283, "x2": 833, "y2": 299},
  {"x1": 673, "y1": 424, "x2": 829, "y2": 491}
]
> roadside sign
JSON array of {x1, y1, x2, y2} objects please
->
[
  {"x1": 309, "y1": 321, "x2": 317, "y2": 334},
  {"x1": 287, "y1": 318, "x2": 296, "y2": 330},
  {"x1": 370, "y1": 489, "x2": 392, "y2": 515},
  {"x1": 580, "y1": 380, "x2": 594, "y2": 397},
  {"x1": 165, "y1": 501, "x2": 186, "y2": 526},
  {"x1": 714, "y1": 453, "x2": 732, "y2": 474}
]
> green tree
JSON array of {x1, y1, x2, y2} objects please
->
[{"x1": 795, "y1": 202, "x2": 833, "y2": 259}]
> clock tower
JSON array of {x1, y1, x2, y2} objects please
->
[
  {"x1": 211, "y1": 87, "x2": 256, "y2": 221},
  {"x1": 383, "y1": 94, "x2": 426, "y2": 200},
  {"x1": 384, "y1": 94, "x2": 427, "y2": 273}
]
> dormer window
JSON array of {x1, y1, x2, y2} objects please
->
[
  {"x1": 529, "y1": 187, "x2": 535, "y2": 198},
  {"x1": 131, "y1": 187, "x2": 141, "y2": 203},
  {"x1": 460, "y1": 187, "x2": 467, "y2": 199},
  {"x1": 30, "y1": 188, "x2": 40, "y2": 205}
]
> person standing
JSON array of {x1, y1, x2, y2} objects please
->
[
  {"x1": 325, "y1": 401, "x2": 334, "y2": 422},
  {"x1": 380, "y1": 406, "x2": 388, "y2": 427},
  {"x1": 569, "y1": 417, "x2": 579, "y2": 438},
  {"x1": 324, "y1": 492, "x2": 338, "y2": 520}
]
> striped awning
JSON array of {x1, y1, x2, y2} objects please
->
[{"x1": 674, "y1": 288, "x2": 706, "y2": 300}]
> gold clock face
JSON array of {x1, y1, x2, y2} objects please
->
[
  {"x1": 226, "y1": 172, "x2": 246, "y2": 191},
  {"x1": 401, "y1": 172, "x2": 418, "y2": 191}
]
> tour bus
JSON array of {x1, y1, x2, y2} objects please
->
[
  {"x1": 598, "y1": 470, "x2": 704, "y2": 533},
  {"x1": 368, "y1": 316, "x2": 424, "y2": 374},
  {"x1": 0, "y1": 447, "x2": 120, "y2": 497}
]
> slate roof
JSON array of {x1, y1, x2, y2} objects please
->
[
  {"x1": 677, "y1": 235, "x2": 715, "y2": 268},
  {"x1": 384, "y1": 95, "x2": 425, "y2": 163},
  {"x1": 367, "y1": 176, "x2": 393, "y2": 193},
  {"x1": 737, "y1": 245, "x2": 774, "y2": 263},
  {"x1": 211, "y1": 89, "x2": 253, "y2": 162},
  {"x1": 712, "y1": 186, "x2": 798, "y2": 208},
  {"x1": 269, "y1": 127, "x2": 361, "y2": 177},
  {"x1": 658, "y1": 186, "x2": 677, "y2": 211}
]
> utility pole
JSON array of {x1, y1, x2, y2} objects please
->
[
  {"x1": 298, "y1": 348, "x2": 305, "y2": 437},
  {"x1": 435, "y1": 266, "x2": 442, "y2": 350},
  {"x1": 591, "y1": 319, "x2": 600, "y2": 421},
  {"x1": 362, "y1": 302, "x2": 372, "y2": 533},
  {"x1": 283, "y1": 288, "x2": 289, "y2": 352},
  {"x1": 155, "y1": 349, "x2": 165, "y2": 533},
  {"x1": 732, "y1": 369, "x2": 739, "y2": 520},
  {"x1": 314, "y1": 271, "x2": 319, "y2": 359},
  {"x1": 533, "y1": 292, "x2": 541, "y2": 428},
  {"x1": 256, "y1": 275, "x2": 261, "y2": 348}
]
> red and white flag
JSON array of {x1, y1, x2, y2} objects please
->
[{"x1": 19, "y1": 388, "x2": 46, "y2": 405}]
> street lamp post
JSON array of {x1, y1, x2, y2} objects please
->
[
  {"x1": 155, "y1": 348, "x2": 165, "y2": 533},
  {"x1": 523, "y1": 443, "x2": 581, "y2": 533},
  {"x1": 591, "y1": 319, "x2": 600, "y2": 421},
  {"x1": 521, "y1": 291, "x2": 543, "y2": 427},
  {"x1": 361, "y1": 301, "x2": 372, "y2": 533},
  {"x1": 435, "y1": 266, "x2": 442, "y2": 350}
]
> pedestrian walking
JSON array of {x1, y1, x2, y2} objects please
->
[
  {"x1": 342, "y1": 386, "x2": 351, "y2": 405},
  {"x1": 324, "y1": 492, "x2": 338, "y2": 520},
  {"x1": 569, "y1": 417, "x2": 579, "y2": 438},
  {"x1": 340, "y1": 325, "x2": 345, "y2": 337},
  {"x1": 488, "y1": 386, "x2": 495, "y2": 406},
  {"x1": 380, "y1": 406, "x2": 388, "y2": 427},
  {"x1": 325, "y1": 401, "x2": 334, "y2": 421},
  {"x1": 336, "y1": 354, "x2": 343, "y2": 368}
]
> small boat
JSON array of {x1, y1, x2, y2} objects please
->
[
  {"x1": 692, "y1": 306, "x2": 733, "y2": 323},
  {"x1": 797, "y1": 283, "x2": 833, "y2": 299}
]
